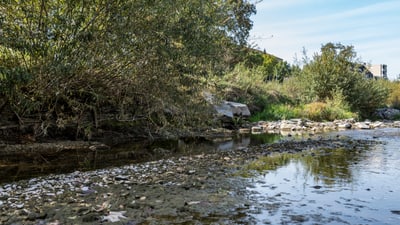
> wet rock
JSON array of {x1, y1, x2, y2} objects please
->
[
  {"x1": 311, "y1": 185, "x2": 323, "y2": 189},
  {"x1": 82, "y1": 212, "x2": 101, "y2": 222},
  {"x1": 27, "y1": 212, "x2": 47, "y2": 221},
  {"x1": 391, "y1": 210, "x2": 400, "y2": 215},
  {"x1": 289, "y1": 214, "x2": 308, "y2": 223}
]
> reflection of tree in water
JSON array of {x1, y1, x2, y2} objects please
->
[
  {"x1": 249, "y1": 133, "x2": 282, "y2": 146},
  {"x1": 299, "y1": 147, "x2": 367, "y2": 185},
  {"x1": 244, "y1": 146, "x2": 370, "y2": 186},
  {"x1": 245, "y1": 153, "x2": 296, "y2": 173}
]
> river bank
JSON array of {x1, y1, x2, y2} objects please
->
[
  {"x1": 0, "y1": 131, "x2": 383, "y2": 224},
  {"x1": 1, "y1": 119, "x2": 399, "y2": 183}
]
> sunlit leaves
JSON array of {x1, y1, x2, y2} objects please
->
[
  {"x1": 301, "y1": 42, "x2": 388, "y2": 117},
  {"x1": 0, "y1": 0, "x2": 256, "y2": 130}
]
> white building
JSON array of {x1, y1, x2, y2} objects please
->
[{"x1": 368, "y1": 64, "x2": 388, "y2": 79}]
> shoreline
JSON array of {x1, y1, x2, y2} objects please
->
[{"x1": 0, "y1": 131, "x2": 382, "y2": 224}]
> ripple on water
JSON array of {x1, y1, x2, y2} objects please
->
[{"x1": 247, "y1": 128, "x2": 400, "y2": 224}]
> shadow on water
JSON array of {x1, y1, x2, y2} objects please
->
[{"x1": 0, "y1": 133, "x2": 282, "y2": 184}]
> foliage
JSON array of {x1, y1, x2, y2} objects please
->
[
  {"x1": 215, "y1": 42, "x2": 393, "y2": 122},
  {"x1": 271, "y1": 60, "x2": 291, "y2": 82},
  {"x1": 250, "y1": 104, "x2": 300, "y2": 121},
  {"x1": 214, "y1": 63, "x2": 295, "y2": 115},
  {"x1": 241, "y1": 49, "x2": 293, "y2": 82},
  {"x1": 302, "y1": 93, "x2": 356, "y2": 121},
  {"x1": 301, "y1": 43, "x2": 388, "y2": 117},
  {"x1": 383, "y1": 80, "x2": 400, "y2": 109},
  {"x1": 0, "y1": 0, "x2": 256, "y2": 136}
]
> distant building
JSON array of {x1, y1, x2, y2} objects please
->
[
  {"x1": 357, "y1": 64, "x2": 374, "y2": 79},
  {"x1": 368, "y1": 64, "x2": 388, "y2": 79}
]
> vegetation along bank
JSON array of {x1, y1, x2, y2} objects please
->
[{"x1": 1, "y1": 1, "x2": 400, "y2": 145}]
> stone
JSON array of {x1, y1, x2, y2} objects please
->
[
  {"x1": 238, "y1": 128, "x2": 250, "y2": 134},
  {"x1": 251, "y1": 126, "x2": 263, "y2": 134},
  {"x1": 82, "y1": 212, "x2": 101, "y2": 222},
  {"x1": 102, "y1": 211, "x2": 127, "y2": 222},
  {"x1": 203, "y1": 91, "x2": 251, "y2": 118},
  {"x1": 355, "y1": 122, "x2": 370, "y2": 129},
  {"x1": 225, "y1": 101, "x2": 251, "y2": 117},
  {"x1": 280, "y1": 121, "x2": 296, "y2": 131},
  {"x1": 371, "y1": 121, "x2": 384, "y2": 129},
  {"x1": 337, "y1": 123, "x2": 352, "y2": 129},
  {"x1": 375, "y1": 108, "x2": 400, "y2": 120}
]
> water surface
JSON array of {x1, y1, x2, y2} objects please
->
[{"x1": 247, "y1": 128, "x2": 400, "y2": 224}]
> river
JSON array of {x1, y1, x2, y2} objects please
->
[
  {"x1": 248, "y1": 128, "x2": 400, "y2": 224},
  {"x1": 0, "y1": 128, "x2": 399, "y2": 224}
]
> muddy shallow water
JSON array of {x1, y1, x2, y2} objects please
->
[{"x1": 0, "y1": 128, "x2": 399, "y2": 224}]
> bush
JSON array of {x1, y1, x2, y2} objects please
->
[
  {"x1": 300, "y1": 43, "x2": 388, "y2": 118},
  {"x1": 384, "y1": 81, "x2": 400, "y2": 109},
  {"x1": 250, "y1": 104, "x2": 301, "y2": 121},
  {"x1": 0, "y1": 0, "x2": 257, "y2": 135}
]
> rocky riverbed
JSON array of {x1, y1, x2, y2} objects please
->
[{"x1": 0, "y1": 134, "x2": 380, "y2": 225}]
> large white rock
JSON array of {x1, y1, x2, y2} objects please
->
[
  {"x1": 224, "y1": 101, "x2": 251, "y2": 117},
  {"x1": 203, "y1": 92, "x2": 251, "y2": 118}
]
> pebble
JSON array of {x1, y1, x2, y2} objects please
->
[{"x1": 0, "y1": 135, "x2": 381, "y2": 224}]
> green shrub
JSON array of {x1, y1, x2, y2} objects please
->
[
  {"x1": 384, "y1": 81, "x2": 400, "y2": 109},
  {"x1": 300, "y1": 43, "x2": 388, "y2": 118},
  {"x1": 251, "y1": 104, "x2": 301, "y2": 121}
]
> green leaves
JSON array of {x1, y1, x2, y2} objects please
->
[
  {"x1": 301, "y1": 42, "x2": 388, "y2": 118},
  {"x1": 0, "y1": 0, "x2": 256, "y2": 131}
]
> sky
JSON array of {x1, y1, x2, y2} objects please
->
[{"x1": 249, "y1": 0, "x2": 400, "y2": 80}]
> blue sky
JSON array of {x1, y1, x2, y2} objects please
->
[{"x1": 250, "y1": 0, "x2": 400, "y2": 79}]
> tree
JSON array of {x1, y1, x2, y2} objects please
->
[
  {"x1": 260, "y1": 54, "x2": 280, "y2": 81},
  {"x1": 272, "y1": 61, "x2": 291, "y2": 82},
  {"x1": 301, "y1": 43, "x2": 388, "y2": 117},
  {"x1": 0, "y1": 0, "x2": 257, "y2": 136}
]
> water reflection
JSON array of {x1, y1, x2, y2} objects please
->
[
  {"x1": 246, "y1": 128, "x2": 400, "y2": 224},
  {"x1": 0, "y1": 133, "x2": 282, "y2": 183}
]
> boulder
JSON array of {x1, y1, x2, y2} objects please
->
[
  {"x1": 203, "y1": 92, "x2": 251, "y2": 118},
  {"x1": 375, "y1": 108, "x2": 400, "y2": 120},
  {"x1": 213, "y1": 102, "x2": 234, "y2": 118},
  {"x1": 225, "y1": 101, "x2": 251, "y2": 117}
]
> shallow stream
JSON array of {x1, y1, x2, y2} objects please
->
[
  {"x1": 0, "y1": 128, "x2": 399, "y2": 224},
  {"x1": 248, "y1": 128, "x2": 400, "y2": 224}
]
